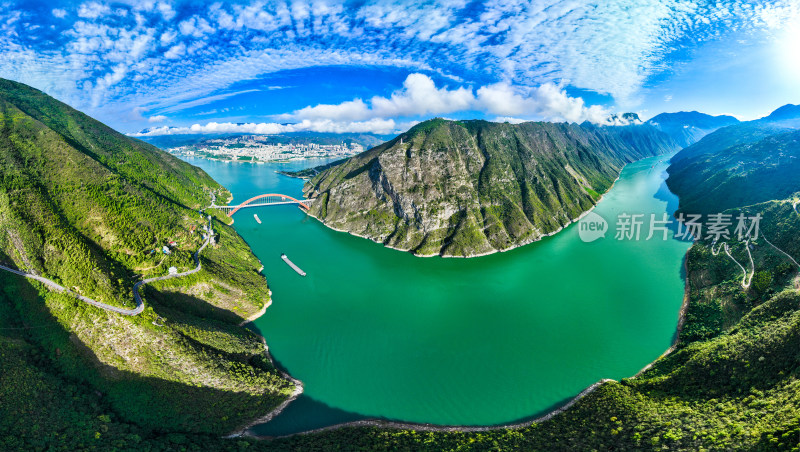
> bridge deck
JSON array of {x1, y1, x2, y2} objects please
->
[{"x1": 211, "y1": 193, "x2": 312, "y2": 216}]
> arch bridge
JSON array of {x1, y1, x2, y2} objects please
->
[{"x1": 212, "y1": 193, "x2": 312, "y2": 217}]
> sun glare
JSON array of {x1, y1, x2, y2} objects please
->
[{"x1": 775, "y1": 21, "x2": 800, "y2": 80}]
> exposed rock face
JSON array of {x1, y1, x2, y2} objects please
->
[{"x1": 301, "y1": 119, "x2": 679, "y2": 257}]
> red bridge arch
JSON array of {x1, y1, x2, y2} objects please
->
[{"x1": 227, "y1": 193, "x2": 310, "y2": 217}]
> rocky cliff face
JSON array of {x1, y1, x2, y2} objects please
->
[{"x1": 301, "y1": 119, "x2": 679, "y2": 257}]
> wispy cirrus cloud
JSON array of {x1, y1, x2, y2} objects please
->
[
  {"x1": 157, "y1": 89, "x2": 261, "y2": 113},
  {"x1": 0, "y1": 0, "x2": 797, "y2": 133}
]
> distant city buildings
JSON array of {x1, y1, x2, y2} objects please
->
[{"x1": 166, "y1": 135, "x2": 364, "y2": 162}]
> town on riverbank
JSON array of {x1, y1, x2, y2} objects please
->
[{"x1": 166, "y1": 134, "x2": 364, "y2": 163}]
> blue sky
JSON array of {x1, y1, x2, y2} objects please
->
[{"x1": 1, "y1": 0, "x2": 798, "y2": 136}]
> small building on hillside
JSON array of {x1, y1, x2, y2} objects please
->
[
  {"x1": 168, "y1": 266, "x2": 178, "y2": 275},
  {"x1": 162, "y1": 246, "x2": 171, "y2": 255}
]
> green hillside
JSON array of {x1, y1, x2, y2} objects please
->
[
  {"x1": 5, "y1": 199, "x2": 796, "y2": 451},
  {"x1": 667, "y1": 129, "x2": 800, "y2": 215},
  {"x1": 0, "y1": 78, "x2": 294, "y2": 436}
]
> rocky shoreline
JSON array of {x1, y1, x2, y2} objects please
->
[{"x1": 304, "y1": 173, "x2": 621, "y2": 259}]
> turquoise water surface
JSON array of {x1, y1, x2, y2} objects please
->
[{"x1": 182, "y1": 155, "x2": 690, "y2": 435}]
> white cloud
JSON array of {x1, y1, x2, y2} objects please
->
[
  {"x1": 178, "y1": 17, "x2": 215, "y2": 38},
  {"x1": 289, "y1": 99, "x2": 370, "y2": 122},
  {"x1": 52, "y1": 9, "x2": 67, "y2": 19},
  {"x1": 158, "y1": 89, "x2": 261, "y2": 113},
  {"x1": 372, "y1": 73, "x2": 474, "y2": 118},
  {"x1": 285, "y1": 73, "x2": 611, "y2": 125},
  {"x1": 77, "y1": 2, "x2": 111, "y2": 19},
  {"x1": 160, "y1": 30, "x2": 177, "y2": 45},
  {"x1": 148, "y1": 115, "x2": 167, "y2": 122},
  {"x1": 130, "y1": 117, "x2": 409, "y2": 136},
  {"x1": 163, "y1": 42, "x2": 185, "y2": 59},
  {"x1": 491, "y1": 116, "x2": 529, "y2": 124},
  {"x1": 156, "y1": 2, "x2": 176, "y2": 21}
]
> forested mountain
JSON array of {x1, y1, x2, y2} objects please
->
[
  {"x1": 667, "y1": 104, "x2": 800, "y2": 214},
  {"x1": 0, "y1": 78, "x2": 294, "y2": 438},
  {"x1": 646, "y1": 111, "x2": 740, "y2": 148},
  {"x1": 296, "y1": 118, "x2": 679, "y2": 257}
]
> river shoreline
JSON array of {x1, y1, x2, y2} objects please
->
[
  {"x1": 237, "y1": 290, "x2": 271, "y2": 327},
  {"x1": 304, "y1": 174, "x2": 623, "y2": 259},
  {"x1": 260, "y1": 378, "x2": 617, "y2": 439},
  {"x1": 632, "y1": 252, "x2": 693, "y2": 378},
  {"x1": 227, "y1": 287, "x2": 306, "y2": 437},
  {"x1": 219, "y1": 152, "x2": 688, "y2": 440}
]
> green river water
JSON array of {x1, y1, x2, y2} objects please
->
[{"x1": 182, "y1": 154, "x2": 691, "y2": 436}]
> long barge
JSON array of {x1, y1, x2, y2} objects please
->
[{"x1": 281, "y1": 253, "x2": 306, "y2": 276}]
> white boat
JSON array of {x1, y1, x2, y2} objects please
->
[{"x1": 254, "y1": 214, "x2": 262, "y2": 224}]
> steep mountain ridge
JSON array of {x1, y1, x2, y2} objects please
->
[
  {"x1": 669, "y1": 104, "x2": 800, "y2": 164},
  {"x1": 667, "y1": 129, "x2": 800, "y2": 215},
  {"x1": 299, "y1": 118, "x2": 679, "y2": 257},
  {"x1": 763, "y1": 103, "x2": 800, "y2": 121}
]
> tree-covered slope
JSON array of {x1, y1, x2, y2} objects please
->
[
  {"x1": 0, "y1": 78, "x2": 294, "y2": 435},
  {"x1": 667, "y1": 129, "x2": 800, "y2": 215},
  {"x1": 666, "y1": 105, "x2": 800, "y2": 215},
  {"x1": 300, "y1": 118, "x2": 678, "y2": 257},
  {"x1": 647, "y1": 111, "x2": 739, "y2": 148},
  {"x1": 669, "y1": 104, "x2": 800, "y2": 166}
]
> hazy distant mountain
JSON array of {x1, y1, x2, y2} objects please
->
[
  {"x1": 670, "y1": 104, "x2": 800, "y2": 165},
  {"x1": 761, "y1": 103, "x2": 800, "y2": 122},
  {"x1": 293, "y1": 118, "x2": 678, "y2": 257},
  {"x1": 647, "y1": 111, "x2": 740, "y2": 148}
]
